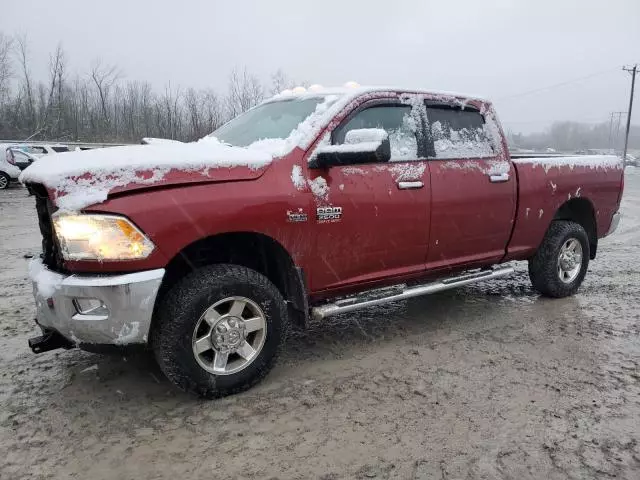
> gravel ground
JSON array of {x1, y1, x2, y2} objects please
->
[{"x1": 1, "y1": 169, "x2": 639, "y2": 479}]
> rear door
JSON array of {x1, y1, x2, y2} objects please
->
[
  {"x1": 425, "y1": 102, "x2": 516, "y2": 269},
  {"x1": 308, "y1": 97, "x2": 431, "y2": 291}
]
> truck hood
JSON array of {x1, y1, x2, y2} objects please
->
[{"x1": 20, "y1": 138, "x2": 285, "y2": 211}]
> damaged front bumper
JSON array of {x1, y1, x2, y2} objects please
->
[{"x1": 28, "y1": 259, "x2": 164, "y2": 350}]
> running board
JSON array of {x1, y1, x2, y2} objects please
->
[{"x1": 311, "y1": 266, "x2": 514, "y2": 320}]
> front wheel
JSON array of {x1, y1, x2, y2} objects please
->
[
  {"x1": 528, "y1": 220, "x2": 590, "y2": 298},
  {"x1": 152, "y1": 264, "x2": 289, "y2": 398}
]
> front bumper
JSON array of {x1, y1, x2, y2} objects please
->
[{"x1": 29, "y1": 259, "x2": 164, "y2": 347}]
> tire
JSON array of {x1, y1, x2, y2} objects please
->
[
  {"x1": 528, "y1": 220, "x2": 590, "y2": 298},
  {"x1": 0, "y1": 172, "x2": 10, "y2": 190},
  {"x1": 152, "y1": 264, "x2": 289, "y2": 398}
]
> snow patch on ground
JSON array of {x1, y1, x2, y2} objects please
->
[{"x1": 291, "y1": 165, "x2": 306, "y2": 190}]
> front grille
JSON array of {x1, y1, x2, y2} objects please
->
[{"x1": 29, "y1": 184, "x2": 65, "y2": 271}]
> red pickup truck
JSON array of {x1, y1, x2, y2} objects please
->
[{"x1": 21, "y1": 85, "x2": 624, "y2": 398}]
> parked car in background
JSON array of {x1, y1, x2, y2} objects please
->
[
  {"x1": 6, "y1": 147, "x2": 40, "y2": 170},
  {"x1": 0, "y1": 151, "x2": 21, "y2": 189},
  {"x1": 0, "y1": 142, "x2": 70, "y2": 156},
  {"x1": 625, "y1": 154, "x2": 639, "y2": 167}
]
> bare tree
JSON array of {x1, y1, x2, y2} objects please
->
[
  {"x1": 270, "y1": 68, "x2": 294, "y2": 95},
  {"x1": 0, "y1": 32, "x2": 13, "y2": 103},
  {"x1": 90, "y1": 59, "x2": 120, "y2": 125},
  {"x1": 0, "y1": 43, "x2": 300, "y2": 144},
  {"x1": 226, "y1": 67, "x2": 264, "y2": 118},
  {"x1": 15, "y1": 34, "x2": 37, "y2": 135}
]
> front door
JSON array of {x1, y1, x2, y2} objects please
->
[
  {"x1": 307, "y1": 98, "x2": 431, "y2": 292},
  {"x1": 425, "y1": 102, "x2": 516, "y2": 269}
]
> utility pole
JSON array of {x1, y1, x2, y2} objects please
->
[{"x1": 622, "y1": 65, "x2": 637, "y2": 162}]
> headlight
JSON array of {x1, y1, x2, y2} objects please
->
[{"x1": 52, "y1": 214, "x2": 155, "y2": 261}]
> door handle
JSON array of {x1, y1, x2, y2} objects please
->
[
  {"x1": 397, "y1": 181, "x2": 424, "y2": 190},
  {"x1": 488, "y1": 173, "x2": 510, "y2": 183}
]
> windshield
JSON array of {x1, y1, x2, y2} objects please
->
[{"x1": 210, "y1": 97, "x2": 327, "y2": 147}]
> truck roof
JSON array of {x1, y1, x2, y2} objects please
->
[{"x1": 267, "y1": 85, "x2": 488, "y2": 104}]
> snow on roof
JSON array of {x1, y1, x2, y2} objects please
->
[{"x1": 268, "y1": 85, "x2": 488, "y2": 103}]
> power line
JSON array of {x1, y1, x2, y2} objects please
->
[
  {"x1": 496, "y1": 67, "x2": 619, "y2": 101},
  {"x1": 622, "y1": 65, "x2": 637, "y2": 161}
]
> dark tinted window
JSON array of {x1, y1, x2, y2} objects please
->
[
  {"x1": 52, "y1": 146, "x2": 69, "y2": 153},
  {"x1": 426, "y1": 105, "x2": 493, "y2": 159},
  {"x1": 333, "y1": 105, "x2": 419, "y2": 161}
]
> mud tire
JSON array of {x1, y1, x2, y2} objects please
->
[
  {"x1": 528, "y1": 220, "x2": 590, "y2": 298},
  {"x1": 152, "y1": 264, "x2": 288, "y2": 398}
]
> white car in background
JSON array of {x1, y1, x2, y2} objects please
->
[
  {"x1": 0, "y1": 152, "x2": 21, "y2": 189},
  {"x1": 0, "y1": 143, "x2": 71, "y2": 189},
  {"x1": 0, "y1": 143, "x2": 70, "y2": 157}
]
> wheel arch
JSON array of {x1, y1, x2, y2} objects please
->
[
  {"x1": 552, "y1": 198, "x2": 598, "y2": 259},
  {"x1": 155, "y1": 232, "x2": 309, "y2": 329}
]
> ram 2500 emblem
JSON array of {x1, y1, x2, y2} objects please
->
[{"x1": 317, "y1": 206, "x2": 342, "y2": 223}]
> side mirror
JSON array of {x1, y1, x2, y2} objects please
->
[{"x1": 310, "y1": 128, "x2": 391, "y2": 169}]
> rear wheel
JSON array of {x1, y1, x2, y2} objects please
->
[
  {"x1": 528, "y1": 220, "x2": 590, "y2": 298},
  {"x1": 0, "y1": 172, "x2": 10, "y2": 190},
  {"x1": 152, "y1": 264, "x2": 288, "y2": 398}
]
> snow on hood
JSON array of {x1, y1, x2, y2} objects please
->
[{"x1": 20, "y1": 137, "x2": 283, "y2": 211}]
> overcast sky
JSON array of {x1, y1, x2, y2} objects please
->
[{"x1": 2, "y1": 0, "x2": 639, "y2": 133}]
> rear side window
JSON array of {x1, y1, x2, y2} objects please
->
[
  {"x1": 333, "y1": 105, "x2": 419, "y2": 161},
  {"x1": 52, "y1": 146, "x2": 69, "y2": 153},
  {"x1": 426, "y1": 105, "x2": 494, "y2": 159}
]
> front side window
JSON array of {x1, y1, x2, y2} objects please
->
[
  {"x1": 426, "y1": 106, "x2": 494, "y2": 159},
  {"x1": 333, "y1": 105, "x2": 419, "y2": 161}
]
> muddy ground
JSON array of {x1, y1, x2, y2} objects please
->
[{"x1": 1, "y1": 170, "x2": 639, "y2": 480}]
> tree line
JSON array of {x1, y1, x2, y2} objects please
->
[
  {"x1": 507, "y1": 121, "x2": 640, "y2": 153},
  {"x1": 1, "y1": 32, "x2": 638, "y2": 152},
  {"x1": 0, "y1": 32, "x2": 297, "y2": 143}
]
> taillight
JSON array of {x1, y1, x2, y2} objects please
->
[{"x1": 6, "y1": 149, "x2": 15, "y2": 165}]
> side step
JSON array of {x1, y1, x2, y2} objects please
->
[{"x1": 311, "y1": 266, "x2": 514, "y2": 320}]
